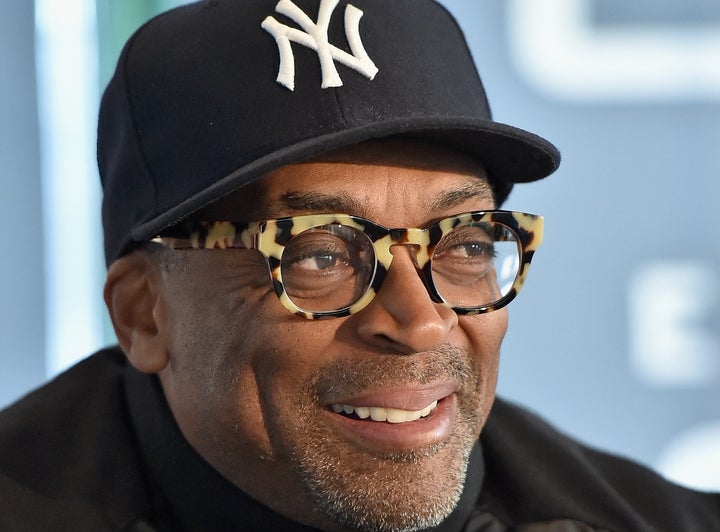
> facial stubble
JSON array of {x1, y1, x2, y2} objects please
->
[{"x1": 287, "y1": 346, "x2": 486, "y2": 532}]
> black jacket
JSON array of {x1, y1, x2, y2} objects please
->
[{"x1": 0, "y1": 348, "x2": 718, "y2": 531}]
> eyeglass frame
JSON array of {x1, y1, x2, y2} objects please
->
[{"x1": 151, "y1": 210, "x2": 544, "y2": 320}]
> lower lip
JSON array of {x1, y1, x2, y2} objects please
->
[{"x1": 327, "y1": 395, "x2": 456, "y2": 452}]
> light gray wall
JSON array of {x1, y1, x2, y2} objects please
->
[{"x1": 0, "y1": 1, "x2": 46, "y2": 405}]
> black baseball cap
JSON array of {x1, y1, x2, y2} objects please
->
[{"x1": 98, "y1": 0, "x2": 560, "y2": 265}]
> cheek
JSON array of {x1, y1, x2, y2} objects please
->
[
  {"x1": 198, "y1": 310, "x2": 340, "y2": 455},
  {"x1": 158, "y1": 255, "x2": 348, "y2": 486},
  {"x1": 250, "y1": 320, "x2": 339, "y2": 410},
  {"x1": 460, "y1": 308, "x2": 507, "y2": 361},
  {"x1": 164, "y1": 255, "x2": 274, "y2": 359},
  {"x1": 158, "y1": 257, "x2": 281, "y2": 448},
  {"x1": 246, "y1": 318, "x2": 348, "y2": 435},
  {"x1": 458, "y1": 309, "x2": 508, "y2": 411}
]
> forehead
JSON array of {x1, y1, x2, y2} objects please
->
[{"x1": 200, "y1": 140, "x2": 493, "y2": 222}]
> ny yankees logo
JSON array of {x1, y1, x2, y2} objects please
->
[{"x1": 262, "y1": 0, "x2": 379, "y2": 91}]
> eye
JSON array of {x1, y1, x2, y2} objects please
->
[
  {"x1": 444, "y1": 241, "x2": 497, "y2": 259},
  {"x1": 433, "y1": 225, "x2": 496, "y2": 261},
  {"x1": 292, "y1": 249, "x2": 349, "y2": 271},
  {"x1": 278, "y1": 224, "x2": 375, "y2": 312},
  {"x1": 283, "y1": 233, "x2": 351, "y2": 272}
]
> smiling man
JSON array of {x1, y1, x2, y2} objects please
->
[
  {"x1": 122, "y1": 141, "x2": 510, "y2": 531},
  {"x1": 1, "y1": 0, "x2": 719, "y2": 531}
]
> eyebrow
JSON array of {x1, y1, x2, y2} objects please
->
[
  {"x1": 268, "y1": 180, "x2": 493, "y2": 219},
  {"x1": 426, "y1": 180, "x2": 495, "y2": 211},
  {"x1": 275, "y1": 191, "x2": 367, "y2": 217}
]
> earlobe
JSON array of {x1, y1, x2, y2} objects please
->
[{"x1": 104, "y1": 252, "x2": 170, "y2": 373}]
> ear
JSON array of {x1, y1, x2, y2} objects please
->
[{"x1": 104, "y1": 252, "x2": 169, "y2": 373}]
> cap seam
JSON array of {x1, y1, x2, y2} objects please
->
[
  {"x1": 119, "y1": 21, "x2": 160, "y2": 224},
  {"x1": 331, "y1": 86, "x2": 350, "y2": 128}
]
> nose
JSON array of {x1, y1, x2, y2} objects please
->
[{"x1": 354, "y1": 245, "x2": 458, "y2": 353}]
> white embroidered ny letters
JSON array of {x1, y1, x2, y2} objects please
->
[{"x1": 262, "y1": 0, "x2": 379, "y2": 91}]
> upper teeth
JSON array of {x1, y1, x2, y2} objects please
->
[{"x1": 331, "y1": 401, "x2": 438, "y2": 423}]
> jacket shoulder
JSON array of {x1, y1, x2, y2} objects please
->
[
  {"x1": 481, "y1": 397, "x2": 720, "y2": 531},
  {"x1": 0, "y1": 348, "x2": 151, "y2": 530}
]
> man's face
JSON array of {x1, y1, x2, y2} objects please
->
[{"x1": 153, "y1": 141, "x2": 508, "y2": 531}]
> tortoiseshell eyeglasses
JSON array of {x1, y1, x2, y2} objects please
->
[{"x1": 152, "y1": 210, "x2": 543, "y2": 319}]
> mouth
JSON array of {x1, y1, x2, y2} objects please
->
[
  {"x1": 330, "y1": 400, "x2": 438, "y2": 423},
  {"x1": 322, "y1": 387, "x2": 457, "y2": 451}
]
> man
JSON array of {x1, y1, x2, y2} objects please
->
[{"x1": 0, "y1": 0, "x2": 718, "y2": 530}]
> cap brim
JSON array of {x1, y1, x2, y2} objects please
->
[{"x1": 132, "y1": 116, "x2": 559, "y2": 242}]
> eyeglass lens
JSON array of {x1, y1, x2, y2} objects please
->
[{"x1": 279, "y1": 222, "x2": 521, "y2": 313}]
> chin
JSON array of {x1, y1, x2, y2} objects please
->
[{"x1": 293, "y1": 425, "x2": 475, "y2": 532}]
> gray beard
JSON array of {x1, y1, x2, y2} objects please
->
[
  {"x1": 289, "y1": 346, "x2": 482, "y2": 532},
  {"x1": 297, "y1": 438, "x2": 472, "y2": 532}
]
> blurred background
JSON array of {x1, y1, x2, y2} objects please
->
[{"x1": 1, "y1": 0, "x2": 718, "y2": 491}]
